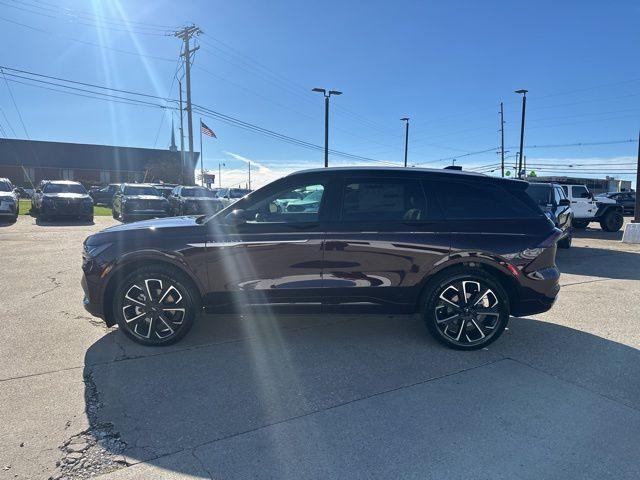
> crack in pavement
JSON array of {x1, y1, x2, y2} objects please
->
[{"x1": 31, "y1": 275, "x2": 63, "y2": 299}]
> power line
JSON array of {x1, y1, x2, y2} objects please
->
[
  {"x1": 0, "y1": 0, "x2": 168, "y2": 36},
  {"x1": 0, "y1": 16, "x2": 175, "y2": 62},
  {"x1": 20, "y1": 0, "x2": 173, "y2": 30},
  {"x1": 1, "y1": 68, "x2": 31, "y2": 139}
]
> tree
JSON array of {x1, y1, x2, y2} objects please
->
[
  {"x1": 144, "y1": 157, "x2": 182, "y2": 184},
  {"x1": 528, "y1": 170, "x2": 537, "y2": 177},
  {"x1": 505, "y1": 170, "x2": 512, "y2": 177}
]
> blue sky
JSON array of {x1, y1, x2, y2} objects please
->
[{"x1": 0, "y1": 0, "x2": 638, "y2": 187}]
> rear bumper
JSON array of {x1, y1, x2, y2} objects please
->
[{"x1": 511, "y1": 266, "x2": 560, "y2": 317}]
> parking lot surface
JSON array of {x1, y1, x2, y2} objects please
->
[{"x1": 1, "y1": 216, "x2": 640, "y2": 479}]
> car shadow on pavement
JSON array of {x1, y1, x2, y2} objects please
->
[
  {"x1": 35, "y1": 218, "x2": 95, "y2": 226},
  {"x1": 573, "y1": 227, "x2": 623, "y2": 241},
  {"x1": 0, "y1": 220, "x2": 17, "y2": 227},
  {"x1": 556, "y1": 246, "x2": 640, "y2": 281},
  {"x1": 77, "y1": 314, "x2": 640, "y2": 479}
]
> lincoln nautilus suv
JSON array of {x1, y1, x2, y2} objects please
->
[{"x1": 82, "y1": 167, "x2": 561, "y2": 350}]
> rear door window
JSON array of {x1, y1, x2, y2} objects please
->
[
  {"x1": 434, "y1": 181, "x2": 540, "y2": 219},
  {"x1": 339, "y1": 178, "x2": 427, "y2": 222}
]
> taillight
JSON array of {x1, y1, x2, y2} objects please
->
[{"x1": 537, "y1": 228, "x2": 563, "y2": 248}]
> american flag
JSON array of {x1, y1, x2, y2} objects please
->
[{"x1": 201, "y1": 121, "x2": 217, "y2": 138}]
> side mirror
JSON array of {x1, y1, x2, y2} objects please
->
[
  {"x1": 225, "y1": 209, "x2": 247, "y2": 226},
  {"x1": 580, "y1": 191, "x2": 591, "y2": 198},
  {"x1": 558, "y1": 198, "x2": 570, "y2": 207},
  {"x1": 36, "y1": 189, "x2": 42, "y2": 193}
]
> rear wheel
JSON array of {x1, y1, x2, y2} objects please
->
[
  {"x1": 421, "y1": 268, "x2": 510, "y2": 350},
  {"x1": 572, "y1": 219, "x2": 589, "y2": 229},
  {"x1": 599, "y1": 210, "x2": 624, "y2": 232},
  {"x1": 113, "y1": 266, "x2": 199, "y2": 346},
  {"x1": 558, "y1": 233, "x2": 572, "y2": 249}
]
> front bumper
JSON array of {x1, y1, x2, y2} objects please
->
[
  {"x1": 123, "y1": 210, "x2": 169, "y2": 220},
  {"x1": 0, "y1": 200, "x2": 18, "y2": 216},
  {"x1": 42, "y1": 202, "x2": 92, "y2": 216}
]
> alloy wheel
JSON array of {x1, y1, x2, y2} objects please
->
[
  {"x1": 434, "y1": 279, "x2": 502, "y2": 346},
  {"x1": 121, "y1": 278, "x2": 187, "y2": 342}
]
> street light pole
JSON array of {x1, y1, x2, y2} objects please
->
[
  {"x1": 401, "y1": 117, "x2": 410, "y2": 167},
  {"x1": 634, "y1": 130, "x2": 640, "y2": 224},
  {"x1": 515, "y1": 89, "x2": 528, "y2": 179},
  {"x1": 312, "y1": 88, "x2": 342, "y2": 167}
]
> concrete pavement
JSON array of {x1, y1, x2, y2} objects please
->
[{"x1": 1, "y1": 216, "x2": 639, "y2": 479}]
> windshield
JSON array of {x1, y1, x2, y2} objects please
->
[
  {"x1": 43, "y1": 183, "x2": 87, "y2": 194},
  {"x1": 124, "y1": 185, "x2": 161, "y2": 196},
  {"x1": 182, "y1": 188, "x2": 216, "y2": 198},
  {"x1": 0, "y1": 181, "x2": 12, "y2": 192},
  {"x1": 526, "y1": 184, "x2": 551, "y2": 205}
]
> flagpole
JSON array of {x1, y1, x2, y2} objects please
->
[{"x1": 199, "y1": 117, "x2": 204, "y2": 186}]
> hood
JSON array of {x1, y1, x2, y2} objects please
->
[
  {"x1": 86, "y1": 216, "x2": 203, "y2": 246},
  {"x1": 124, "y1": 195, "x2": 167, "y2": 201},
  {"x1": 595, "y1": 196, "x2": 616, "y2": 204},
  {"x1": 43, "y1": 193, "x2": 90, "y2": 200}
]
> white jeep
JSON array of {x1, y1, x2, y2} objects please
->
[{"x1": 561, "y1": 184, "x2": 624, "y2": 232}]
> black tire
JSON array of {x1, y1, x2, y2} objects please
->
[
  {"x1": 121, "y1": 213, "x2": 129, "y2": 223},
  {"x1": 558, "y1": 233, "x2": 572, "y2": 249},
  {"x1": 572, "y1": 219, "x2": 589, "y2": 229},
  {"x1": 113, "y1": 265, "x2": 199, "y2": 346},
  {"x1": 599, "y1": 210, "x2": 624, "y2": 232},
  {"x1": 83, "y1": 215, "x2": 94, "y2": 223},
  {"x1": 112, "y1": 208, "x2": 118, "y2": 220},
  {"x1": 421, "y1": 267, "x2": 510, "y2": 350}
]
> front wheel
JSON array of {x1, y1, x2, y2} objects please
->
[
  {"x1": 421, "y1": 268, "x2": 510, "y2": 350},
  {"x1": 599, "y1": 210, "x2": 624, "y2": 232},
  {"x1": 113, "y1": 266, "x2": 199, "y2": 346}
]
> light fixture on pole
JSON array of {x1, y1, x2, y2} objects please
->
[
  {"x1": 312, "y1": 87, "x2": 342, "y2": 167},
  {"x1": 401, "y1": 117, "x2": 410, "y2": 167},
  {"x1": 515, "y1": 89, "x2": 528, "y2": 179}
]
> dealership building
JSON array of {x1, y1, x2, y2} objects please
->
[{"x1": 0, "y1": 138, "x2": 198, "y2": 187}]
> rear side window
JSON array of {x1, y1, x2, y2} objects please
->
[
  {"x1": 340, "y1": 178, "x2": 427, "y2": 221},
  {"x1": 572, "y1": 185, "x2": 589, "y2": 198},
  {"x1": 433, "y1": 181, "x2": 540, "y2": 219}
]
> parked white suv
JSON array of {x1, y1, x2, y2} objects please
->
[{"x1": 561, "y1": 184, "x2": 624, "y2": 232}]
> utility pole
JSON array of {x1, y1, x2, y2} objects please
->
[
  {"x1": 515, "y1": 89, "x2": 528, "y2": 179},
  {"x1": 401, "y1": 117, "x2": 410, "y2": 167},
  {"x1": 178, "y1": 79, "x2": 185, "y2": 183},
  {"x1": 248, "y1": 161, "x2": 251, "y2": 190},
  {"x1": 218, "y1": 162, "x2": 225, "y2": 188},
  {"x1": 174, "y1": 25, "x2": 201, "y2": 184},
  {"x1": 499, "y1": 102, "x2": 505, "y2": 178}
]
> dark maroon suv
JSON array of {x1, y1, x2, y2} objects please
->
[{"x1": 81, "y1": 167, "x2": 561, "y2": 350}]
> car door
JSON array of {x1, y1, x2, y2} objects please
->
[
  {"x1": 321, "y1": 174, "x2": 450, "y2": 312},
  {"x1": 203, "y1": 174, "x2": 331, "y2": 310},
  {"x1": 554, "y1": 186, "x2": 571, "y2": 230},
  {"x1": 570, "y1": 185, "x2": 596, "y2": 218}
]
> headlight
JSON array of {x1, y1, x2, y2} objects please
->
[{"x1": 84, "y1": 243, "x2": 112, "y2": 257}]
